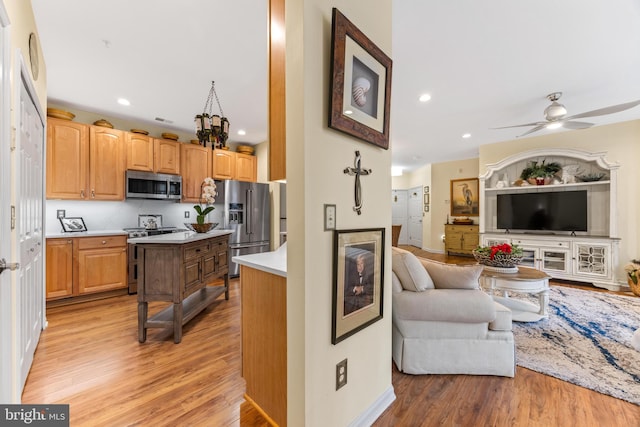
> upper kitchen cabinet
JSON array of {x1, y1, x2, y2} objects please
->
[
  {"x1": 89, "y1": 126, "x2": 125, "y2": 200},
  {"x1": 126, "y1": 132, "x2": 180, "y2": 175},
  {"x1": 154, "y1": 139, "x2": 181, "y2": 175},
  {"x1": 181, "y1": 143, "x2": 212, "y2": 202},
  {"x1": 212, "y1": 149, "x2": 257, "y2": 182},
  {"x1": 47, "y1": 119, "x2": 125, "y2": 200},
  {"x1": 46, "y1": 118, "x2": 89, "y2": 199}
]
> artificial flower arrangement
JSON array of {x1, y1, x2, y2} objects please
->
[
  {"x1": 473, "y1": 243, "x2": 524, "y2": 268},
  {"x1": 192, "y1": 177, "x2": 216, "y2": 229}
]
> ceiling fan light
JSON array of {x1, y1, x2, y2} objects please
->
[
  {"x1": 546, "y1": 122, "x2": 563, "y2": 130},
  {"x1": 544, "y1": 102, "x2": 567, "y2": 120}
]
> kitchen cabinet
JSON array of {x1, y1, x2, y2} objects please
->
[
  {"x1": 45, "y1": 234, "x2": 128, "y2": 302},
  {"x1": 181, "y1": 144, "x2": 212, "y2": 202},
  {"x1": 46, "y1": 119, "x2": 125, "y2": 200},
  {"x1": 46, "y1": 118, "x2": 89, "y2": 199},
  {"x1": 126, "y1": 133, "x2": 181, "y2": 175},
  {"x1": 77, "y1": 236, "x2": 128, "y2": 294},
  {"x1": 45, "y1": 238, "x2": 74, "y2": 300},
  {"x1": 212, "y1": 149, "x2": 257, "y2": 182},
  {"x1": 444, "y1": 224, "x2": 479, "y2": 256},
  {"x1": 154, "y1": 139, "x2": 181, "y2": 175}
]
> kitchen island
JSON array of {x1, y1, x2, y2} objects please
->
[
  {"x1": 129, "y1": 230, "x2": 233, "y2": 343},
  {"x1": 233, "y1": 243, "x2": 287, "y2": 426}
]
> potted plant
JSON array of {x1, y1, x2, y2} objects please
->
[
  {"x1": 624, "y1": 259, "x2": 640, "y2": 296},
  {"x1": 520, "y1": 160, "x2": 562, "y2": 185},
  {"x1": 473, "y1": 243, "x2": 524, "y2": 270}
]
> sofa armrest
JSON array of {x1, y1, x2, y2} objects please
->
[{"x1": 393, "y1": 289, "x2": 496, "y2": 323}]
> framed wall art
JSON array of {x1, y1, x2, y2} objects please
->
[
  {"x1": 332, "y1": 228, "x2": 385, "y2": 344},
  {"x1": 450, "y1": 178, "x2": 479, "y2": 216},
  {"x1": 59, "y1": 217, "x2": 87, "y2": 232},
  {"x1": 329, "y1": 8, "x2": 392, "y2": 150}
]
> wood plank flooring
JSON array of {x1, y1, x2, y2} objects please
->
[{"x1": 22, "y1": 248, "x2": 639, "y2": 426}]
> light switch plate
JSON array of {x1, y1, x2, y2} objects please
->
[
  {"x1": 324, "y1": 204, "x2": 336, "y2": 231},
  {"x1": 56, "y1": 209, "x2": 65, "y2": 219}
]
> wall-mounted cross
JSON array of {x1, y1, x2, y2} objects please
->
[{"x1": 344, "y1": 150, "x2": 372, "y2": 215}]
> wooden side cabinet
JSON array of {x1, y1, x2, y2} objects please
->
[
  {"x1": 126, "y1": 132, "x2": 154, "y2": 172},
  {"x1": 46, "y1": 238, "x2": 74, "y2": 299},
  {"x1": 154, "y1": 139, "x2": 181, "y2": 175},
  {"x1": 236, "y1": 152, "x2": 257, "y2": 182},
  {"x1": 212, "y1": 149, "x2": 257, "y2": 182},
  {"x1": 46, "y1": 118, "x2": 89, "y2": 199},
  {"x1": 444, "y1": 224, "x2": 479, "y2": 256},
  {"x1": 181, "y1": 144, "x2": 212, "y2": 202}
]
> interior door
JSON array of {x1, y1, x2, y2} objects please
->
[
  {"x1": 407, "y1": 186, "x2": 423, "y2": 247},
  {"x1": 391, "y1": 189, "x2": 408, "y2": 245},
  {"x1": 17, "y1": 69, "x2": 45, "y2": 394}
]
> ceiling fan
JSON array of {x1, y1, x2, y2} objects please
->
[{"x1": 493, "y1": 92, "x2": 640, "y2": 137}]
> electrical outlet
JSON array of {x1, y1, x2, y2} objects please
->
[
  {"x1": 336, "y1": 359, "x2": 347, "y2": 390},
  {"x1": 184, "y1": 211, "x2": 190, "y2": 218},
  {"x1": 56, "y1": 210, "x2": 66, "y2": 219}
]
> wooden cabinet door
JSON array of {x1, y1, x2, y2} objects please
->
[
  {"x1": 126, "y1": 132, "x2": 154, "y2": 172},
  {"x1": 212, "y1": 149, "x2": 236, "y2": 180},
  {"x1": 78, "y1": 246, "x2": 127, "y2": 294},
  {"x1": 181, "y1": 144, "x2": 212, "y2": 202},
  {"x1": 45, "y1": 238, "x2": 74, "y2": 300},
  {"x1": 154, "y1": 139, "x2": 181, "y2": 175},
  {"x1": 46, "y1": 118, "x2": 89, "y2": 199},
  {"x1": 236, "y1": 153, "x2": 257, "y2": 182},
  {"x1": 89, "y1": 126, "x2": 125, "y2": 200}
]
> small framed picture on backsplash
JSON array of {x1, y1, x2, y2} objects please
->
[{"x1": 59, "y1": 217, "x2": 87, "y2": 232}]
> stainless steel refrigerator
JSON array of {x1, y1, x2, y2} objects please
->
[{"x1": 224, "y1": 180, "x2": 271, "y2": 277}]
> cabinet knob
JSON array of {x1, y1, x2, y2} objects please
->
[
  {"x1": 80, "y1": 190, "x2": 85, "y2": 198},
  {"x1": 67, "y1": 240, "x2": 72, "y2": 244},
  {"x1": 91, "y1": 190, "x2": 96, "y2": 198},
  {"x1": 102, "y1": 240, "x2": 107, "y2": 245}
]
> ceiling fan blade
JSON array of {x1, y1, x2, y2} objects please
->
[
  {"x1": 517, "y1": 124, "x2": 547, "y2": 137},
  {"x1": 565, "y1": 99, "x2": 640, "y2": 120},
  {"x1": 562, "y1": 121, "x2": 594, "y2": 130},
  {"x1": 491, "y1": 122, "x2": 546, "y2": 130}
]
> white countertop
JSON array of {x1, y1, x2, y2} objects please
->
[
  {"x1": 233, "y1": 242, "x2": 287, "y2": 278},
  {"x1": 46, "y1": 230, "x2": 128, "y2": 238},
  {"x1": 127, "y1": 229, "x2": 233, "y2": 244}
]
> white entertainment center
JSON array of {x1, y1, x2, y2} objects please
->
[{"x1": 479, "y1": 148, "x2": 625, "y2": 291}]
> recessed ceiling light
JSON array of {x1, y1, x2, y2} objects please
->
[
  {"x1": 462, "y1": 133, "x2": 471, "y2": 139},
  {"x1": 117, "y1": 98, "x2": 130, "y2": 106},
  {"x1": 419, "y1": 93, "x2": 431, "y2": 103},
  {"x1": 237, "y1": 129, "x2": 246, "y2": 136},
  {"x1": 391, "y1": 166, "x2": 403, "y2": 176},
  {"x1": 546, "y1": 122, "x2": 563, "y2": 130}
]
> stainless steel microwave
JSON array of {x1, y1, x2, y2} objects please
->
[{"x1": 126, "y1": 170, "x2": 182, "y2": 200}]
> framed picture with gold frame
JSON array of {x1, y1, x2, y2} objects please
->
[{"x1": 450, "y1": 178, "x2": 479, "y2": 216}]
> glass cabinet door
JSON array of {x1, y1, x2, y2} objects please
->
[
  {"x1": 519, "y1": 247, "x2": 536, "y2": 268},
  {"x1": 541, "y1": 249, "x2": 569, "y2": 273}
]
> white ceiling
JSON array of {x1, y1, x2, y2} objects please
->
[{"x1": 32, "y1": 1, "x2": 640, "y2": 173}]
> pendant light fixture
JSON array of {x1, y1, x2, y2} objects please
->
[{"x1": 195, "y1": 81, "x2": 230, "y2": 148}]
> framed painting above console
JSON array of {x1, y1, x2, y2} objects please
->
[{"x1": 478, "y1": 148, "x2": 624, "y2": 291}]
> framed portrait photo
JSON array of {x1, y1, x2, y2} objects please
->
[
  {"x1": 450, "y1": 178, "x2": 479, "y2": 216},
  {"x1": 329, "y1": 8, "x2": 392, "y2": 150},
  {"x1": 332, "y1": 227, "x2": 385, "y2": 344},
  {"x1": 59, "y1": 217, "x2": 87, "y2": 232}
]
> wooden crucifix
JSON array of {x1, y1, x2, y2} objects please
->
[{"x1": 344, "y1": 150, "x2": 372, "y2": 215}]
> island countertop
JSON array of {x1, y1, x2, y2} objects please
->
[
  {"x1": 127, "y1": 229, "x2": 233, "y2": 245},
  {"x1": 232, "y1": 242, "x2": 287, "y2": 277}
]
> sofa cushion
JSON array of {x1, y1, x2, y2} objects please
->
[
  {"x1": 420, "y1": 259, "x2": 483, "y2": 290},
  {"x1": 489, "y1": 301, "x2": 512, "y2": 331},
  {"x1": 391, "y1": 272, "x2": 403, "y2": 293},
  {"x1": 392, "y1": 249, "x2": 434, "y2": 292},
  {"x1": 393, "y1": 289, "x2": 496, "y2": 323}
]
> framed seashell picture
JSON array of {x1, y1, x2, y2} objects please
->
[{"x1": 329, "y1": 8, "x2": 392, "y2": 150}]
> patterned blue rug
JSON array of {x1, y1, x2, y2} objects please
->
[{"x1": 511, "y1": 286, "x2": 640, "y2": 405}]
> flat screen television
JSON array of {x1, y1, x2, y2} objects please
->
[{"x1": 497, "y1": 191, "x2": 588, "y2": 232}]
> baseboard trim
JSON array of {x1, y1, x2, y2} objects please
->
[{"x1": 348, "y1": 385, "x2": 396, "y2": 427}]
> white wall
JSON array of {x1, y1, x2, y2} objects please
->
[{"x1": 285, "y1": 1, "x2": 393, "y2": 425}]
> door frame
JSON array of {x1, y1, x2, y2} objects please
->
[{"x1": 0, "y1": 0, "x2": 13, "y2": 403}]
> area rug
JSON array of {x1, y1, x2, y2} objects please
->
[{"x1": 511, "y1": 286, "x2": 640, "y2": 405}]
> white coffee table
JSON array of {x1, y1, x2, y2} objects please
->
[{"x1": 479, "y1": 266, "x2": 551, "y2": 322}]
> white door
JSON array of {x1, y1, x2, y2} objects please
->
[
  {"x1": 0, "y1": 0, "x2": 14, "y2": 403},
  {"x1": 391, "y1": 189, "x2": 408, "y2": 245},
  {"x1": 16, "y1": 68, "x2": 45, "y2": 394},
  {"x1": 407, "y1": 186, "x2": 423, "y2": 247}
]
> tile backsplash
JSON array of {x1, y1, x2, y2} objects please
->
[{"x1": 46, "y1": 199, "x2": 225, "y2": 234}]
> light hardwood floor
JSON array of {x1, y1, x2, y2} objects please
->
[{"x1": 22, "y1": 248, "x2": 639, "y2": 426}]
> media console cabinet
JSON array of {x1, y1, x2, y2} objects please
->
[{"x1": 129, "y1": 230, "x2": 233, "y2": 343}]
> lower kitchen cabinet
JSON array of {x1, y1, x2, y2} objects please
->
[{"x1": 46, "y1": 235, "x2": 128, "y2": 302}]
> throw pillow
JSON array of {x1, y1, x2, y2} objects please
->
[
  {"x1": 391, "y1": 249, "x2": 434, "y2": 292},
  {"x1": 421, "y1": 259, "x2": 483, "y2": 290}
]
